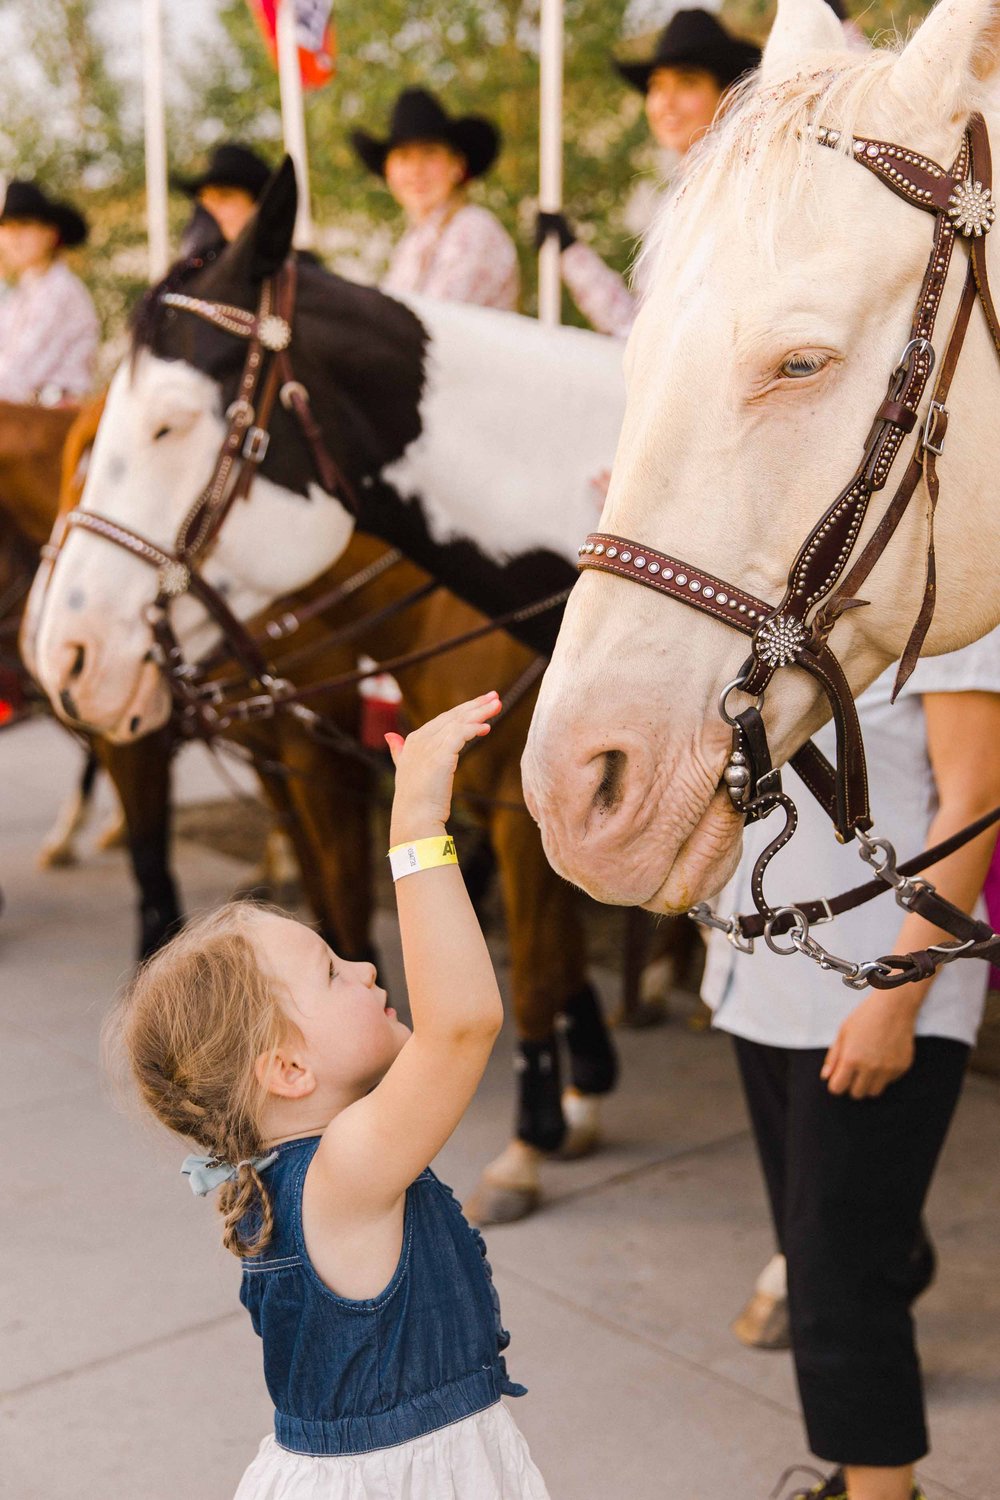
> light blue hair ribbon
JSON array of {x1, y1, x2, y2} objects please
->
[{"x1": 181, "y1": 1151, "x2": 279, "y2": 1197}]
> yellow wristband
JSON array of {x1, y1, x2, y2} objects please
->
[{"x1": 388, "y1": 836, "x2": 458, "y2": 882}]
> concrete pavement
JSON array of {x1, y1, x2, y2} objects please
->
[{"x1": 1, "y1": 719, "x2": 998, "y2": 1500}]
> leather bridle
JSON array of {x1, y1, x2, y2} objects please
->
[{"x1": 579, "y1": 112, "x2": 1000, "y2": 989}]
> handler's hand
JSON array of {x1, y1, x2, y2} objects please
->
[{"x1": 821, "y1": 991, "x2": 917, "y2": 1099}]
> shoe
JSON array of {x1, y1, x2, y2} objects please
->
[
  {"x1": 732, "y1": 1253, "x2": 790, "y2": 1350},
  {"x1": 771, "y1": 1467, "x2": 927, "y2": 1499},
  {"x1": 771, "y1": 1469, "x2": 846, "y2": 1500}
]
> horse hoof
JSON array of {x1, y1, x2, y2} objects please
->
[
  {"x1": 96, "y1": 815, "x2": 128, "y2": 851},
  {"x1": 555, "y1": 1088, "x2": 602, "y2": 1160},
  {"x1": 464, "y1": 1179, "x2": 541, "y2": 1227},
  {"x1": 37, "y1": 841, "x2": 79, "y2": 870}
]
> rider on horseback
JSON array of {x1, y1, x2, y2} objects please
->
[{"x1": 0, "y1": 179, "x2": 98, "y2": 405}]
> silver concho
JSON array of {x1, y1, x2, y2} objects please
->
[
  {"x1": 258, "y1": 313, "x2": 292, "y2": 351},
  {"x1": 157, "y1": 560, "x2": 190, "y2": 599},
  {"x1": 946, "y1": 179, "x2": 996, "y2": 237},
  {"x1": 754, "y1": 613, "x2": 807, "y2": 668}
]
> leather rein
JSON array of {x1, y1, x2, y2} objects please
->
[{"x1": 579, "y1": 113, "x2": 1000, "y2": 990}]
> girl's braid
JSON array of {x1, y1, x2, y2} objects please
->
[{"x1": 107, "y1": 902, "x2": 291, "y2": 1259}]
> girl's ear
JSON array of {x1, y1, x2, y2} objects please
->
[{"x1": 255, "y1": 1046, "x2": 315, "y2": 1100}]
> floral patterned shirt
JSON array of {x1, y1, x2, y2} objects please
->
[
  {"x1": 383, "y1": 201, "x2": 519, "y2": 311},
  {"x1": 0, "y1": 259, "x2": 99, "y2": 402},
  {"x1": 560, "y1": 241, "x2": 637, "y2": 340}
]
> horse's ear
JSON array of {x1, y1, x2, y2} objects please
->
[
  {"x1": 227, "y1": 156, "x2": 298, "y2": 284},
  {"x1": 761, "y1": 0, "x2": 848, "y2": 82},
  {"x1": 890, "y1": 0, "x2": 1000, "y2": 124}
]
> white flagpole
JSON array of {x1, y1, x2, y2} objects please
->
[
  {"x1": 538, "y1": 0, "x2": 564, "y2": 326},
  {"x1": 141, "y1": 0, "x2": 170, "y2": 281},
  {"x1": 276, "y1": 0, "x2": 315, "y2": 248}
]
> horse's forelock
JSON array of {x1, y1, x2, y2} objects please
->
[
  {"x1": 638, "y1": 47, "x2": 912, "y2": 289},
  {"x1": 129, "y1": 249, "x2": 223, "y2": 370}
]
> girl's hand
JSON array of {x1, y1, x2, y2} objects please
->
[
  {"x1": 386, "y1": 691, "x2": 501, "y2": 839},
  {"x1": 821, "y1": 990, "x2": 918, "y2": 1099}
]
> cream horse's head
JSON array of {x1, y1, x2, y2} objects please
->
[{"x1": 524, "y1": 0, "x2": 1000, "y2": 912}]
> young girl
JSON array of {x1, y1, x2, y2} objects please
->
[{"x1": 111, "y1": 691, "x2": 551, "y2": 1499}]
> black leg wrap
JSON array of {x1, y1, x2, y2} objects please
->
[
  {"x1": 515, "y1": 1038, "x2": 566, "y2": 1153},
  {"x1": 138, "y1": 890, "x2": 183, "y2": 959},
  {"x1": 562, "y1": 982, "x2": 619, "y2": 1095},
  {"x1": 130, "y1": 835, "x2": 183, "y2": 960}
]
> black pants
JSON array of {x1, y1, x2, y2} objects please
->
[{"x1": 734, "y1": 1034, "x2": 969, "y2": 1467}]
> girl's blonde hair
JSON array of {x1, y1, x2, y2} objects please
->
[{"x1": 107, "y1": 901, "x2": 295, "y2": 1258}]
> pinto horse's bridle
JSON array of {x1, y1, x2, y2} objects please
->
[
  {"x1": 580, "y1": 112, "x2": 1000, "y2": 989},
  {"x1": 38, "y1": 258, "x2": 363, "y2": 729}
]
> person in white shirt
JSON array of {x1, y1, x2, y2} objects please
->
[
  {"x1": 351, "y1": 87, "x2": 519, "y2": 312},
  {"x1": 702, "y1": 629, "x2": 1000, "y2": 1500},
  {"x1": 0, "y1": 180, "x2": 98, "y2": 405}
]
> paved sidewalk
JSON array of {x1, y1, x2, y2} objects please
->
[{"x1": 1, "y1": 720, "x2": 998, "y2": 1500}]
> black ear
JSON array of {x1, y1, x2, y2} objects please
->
[{"x1": 228, "y1": 156, "x2": 298, "y2": 284}]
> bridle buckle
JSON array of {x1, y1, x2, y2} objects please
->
[
  {"x1": 242, "y1": 425, "x2": 270, "y2": 463},
  {"x1": 922, "y1": 399, "x2": 948, "y2": 456}
]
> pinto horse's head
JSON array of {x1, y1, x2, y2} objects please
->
[
  {"x1": 523, "y1": 0, "x2": 1000, "y2": 912},
  {"x1": 33, "y1": 159, "x2": 427, "y2": 741}
]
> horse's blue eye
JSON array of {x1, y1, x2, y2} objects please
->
[{"x1": 779, "y1": 354, "x2": 828, "y2": 379}]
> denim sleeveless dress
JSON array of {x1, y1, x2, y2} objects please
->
[{"x1": 233, "y1": 1136, "x2": 550, "y2": 1500}]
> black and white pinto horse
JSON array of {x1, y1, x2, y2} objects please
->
[{"x1": 32, "y1": 161, "x2": 623, "y2": 740}]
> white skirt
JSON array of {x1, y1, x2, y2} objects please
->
[{"x1": 233, "y1": 1401, "x2": 552, "y2": 1500}]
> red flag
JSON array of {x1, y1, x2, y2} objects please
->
[{"x1": 248, "y1": 0, "x2": 336, "y2": 89}]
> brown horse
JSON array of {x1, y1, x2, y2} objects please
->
[
  {"x1": 210, "y1": 535, "x2": 628, "y2": 1221},
  {"x1": 0, "y1": 400, "x2": 183, "y2": 952}
]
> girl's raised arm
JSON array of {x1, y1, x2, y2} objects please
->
[{"x1": 313, "y1": 693, "x2": 505, "y2": 1213}]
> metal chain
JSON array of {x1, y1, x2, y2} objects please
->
[{"x1": 690, "y1": 820, "x2": 978, "y2": 988}]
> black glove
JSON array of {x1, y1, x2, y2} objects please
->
[{"x1": 534, "y1": 210, "x2": 576, "y2": 252}]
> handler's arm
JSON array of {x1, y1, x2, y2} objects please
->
[{"x1": 823, "y1": 690, "x2": 1000, "y2": 1097}]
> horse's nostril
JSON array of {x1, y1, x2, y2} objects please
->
[
  {"x1": 59, "y1": 689, "x2": 80, "y2": 722},
  {"x1": 593, "y1": 749, "x2": 627, "y2": 813},
  {"x1": 130, "y1": 715, "x2": 141, "y2": 736},
  {"x1": 68, "y1": 644, "x2": 86, "y2": 681}
]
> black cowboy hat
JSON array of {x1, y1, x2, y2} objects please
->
[
  {"x1": 614, "y1": 8, "x2": 761, "y2": 94},
  {"x1": 350, "y1": 88, "x2": 500, "y2": 180},
  {"x1": 173, "y1": 142, "x2": 273, "y2": 201},
  {"x1": 0, "y1": 179, "x2": 88, "y2": 248}
]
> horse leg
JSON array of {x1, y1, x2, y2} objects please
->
[
  {"x1": 37, "y1": 743, "x2": 100, "y2": 868},
  {"x1": 252, "y1": 724, "x2": 377, "y2": 963},
  {"x1": 259, "y1": 823, "x2": 301, "y2": 903},
  {"x1": 98, "y1": 728, "x2": 183, "y2": 959},
  {"x1": 464, "y1": 806, "x2": 611, "y2": 1224}
]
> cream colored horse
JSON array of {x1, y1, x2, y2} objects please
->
[{"x1": 523, "y1": 0, "x2": 1000, "y2": 912}]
